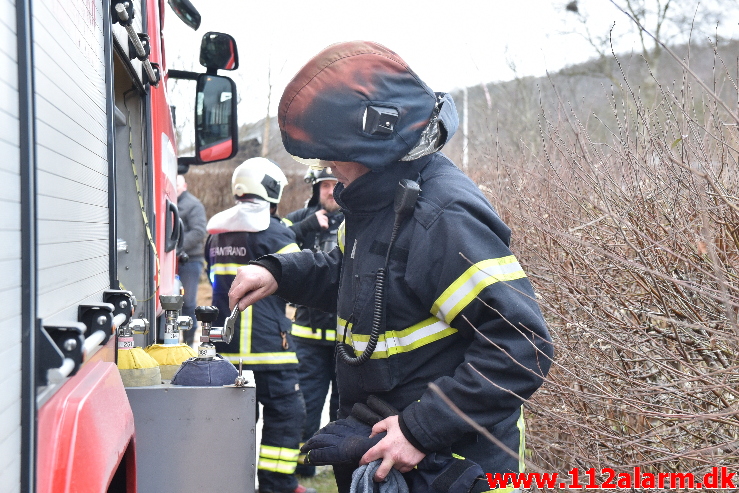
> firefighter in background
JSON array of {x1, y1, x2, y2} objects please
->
[
  {"x1": 283, "y1": 168, "x2": 343, "y2": 477},
  {"x1": 206, "y1": 157, "x2": 314, "y2": 493},
  {"x1": 176, "y1": 174, "x2": 207, "y2": 347},
  {"x1": 227, "y1": 42, "x2": 553, "y2": 493}
]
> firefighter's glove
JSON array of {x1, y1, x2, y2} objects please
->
[
  {"x1": 301, "y1": 416, "x2": 383, "y2": 466},
  {"x1": 302, "y1": 395, "x2": 399, "y2": 466}
]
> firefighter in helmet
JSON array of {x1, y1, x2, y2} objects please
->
[
  {"x1": 205, "y1": 157, "x2": 314, "y2": 493},
  {"x1": 283, "y1": 167, "x2": 343, "y2": 477},
  {"x1": 227, "y1": 42, "x2": 552, "y2": 493}
]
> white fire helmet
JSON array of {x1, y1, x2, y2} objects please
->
[
  {"x1": 303, "y1": 167, "x2": 337, "y2": 185},
  {"x1": 231, "y1": 157, "x2": 288, "y2": 204}
]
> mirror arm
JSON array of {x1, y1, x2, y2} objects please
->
[
  {"x1": 168, "y1": 69, "x2": 201, "y2": 81},
  {"x1": 178, "y1": 156, "x2": 200, "y2": 166}
]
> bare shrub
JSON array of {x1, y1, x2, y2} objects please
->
[{"x1": 467, "y1": 46, "x2": 739, "y2": 485}]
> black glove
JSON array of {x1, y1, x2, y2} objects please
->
[{"x1": 302, "y1": 395, "x2": 398, "y2": 466}]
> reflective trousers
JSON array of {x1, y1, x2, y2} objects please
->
[{"x1": 255, "y1": 370, "x2": 306, "y2": 493}]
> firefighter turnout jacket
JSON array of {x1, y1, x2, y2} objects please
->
[
  {"x1": 284, "y1": 204, "x2": 344, "y2": 345},
  {"x1": 207, "y1": 216, "x2": 301, "y2": 370},
  {"x1": 265, "y1": 153, "x2": 553, "y2": 477}
]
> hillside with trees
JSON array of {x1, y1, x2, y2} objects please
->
[{"x1": 458, "y1": 39, "x2": 739, "y2": 482}]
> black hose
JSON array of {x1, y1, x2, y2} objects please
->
[
  {"x1": 337, "y1": 221, "x2": 399, "y2": 366},
  {"x1": 336, "y1": 268, "x2": 385, "y2": 366}
]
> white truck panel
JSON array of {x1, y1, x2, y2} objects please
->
[
  {"x1": 0, "y1": 140, "x2": 20, "y2": 174},
  {"x1": 0, "y1": 212, "x2": 20, "y2": 244},
  {"x1": 0, "y1": 74, "x2": 19, "y2": 116},
  {"x1": 37, "y1": 220, "x2": 108, "y2": 244},
  {"x1": 37, "y1": 168, "x2": 108, "y2": 205},
  {"x1": 33, "y1": 0, "x2": 109, "y2": 323},
  {"x1": 0, "y1": 259, "x2": 21, "y2": 292},
  {"x1": 35, "y1": 69, "x2": 106, "y2": 137},
  {"x1": 0, "y1": 0, "x2": 21, "y2": 489},
  {"x1": 0, "y1": 110, "x2": 20, "y2": 149},
  {"x1": 0, "y1": 430, "x2": 21, "y2": 493},
  {"x1": 37, "y1": 239, "x2": 108, "y2": 270},
  {"x1": 0, "y1": 331, "x2": 22, "y2": 415},
  {"x1": 37, "y1": 271, "x2": 110, "y2": 319},
  {"x1": 38, "y1": 255, "x2": 108, "y2": 293},
  {"x1": 35, "y1": 97, "x2": 107, "y2": 163},
  {"x1": 33, "y1": 39, "x2": 105, "y2": 117},
  {"x1": 37, "y1": 195, "x2": 108, "y2": 223},
  {"x1": 0, "y1": 288, "x2": 21, "y2": 323},
  {"x1": 36, "y1": 145, "x2": 107, "y2": 189},
  {"x1": 0, "y1": 168, "x2": 20, "y2": 202},
  {"x1": 36, "y1": 120, "x2": 106, "y2": 172}
]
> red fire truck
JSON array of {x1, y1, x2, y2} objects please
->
[{"x1": 2, "y1": 0, "x2": 245, "y2": 491}]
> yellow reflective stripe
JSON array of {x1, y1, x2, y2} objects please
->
[
  {"x1": 337, "y1": 220, "x2": 345, "y2": 254},
  {"x1": 297, "y1": 442, "x2": 307, "y2": 464},
  {"x1": 210, "y1": 263, "x2": 242, "y2": 277},
  {"x1": 336, "y1": 317, "x2": 457, "y2": 358},
  {"x1": 257, "y1": 458, "x2": 297, "y2": 474},
  {"x1": 282, "y1": 218, "x2": 294, "y2": 226},
  {"x1": 260, "y1": 445, "x2": 300, "y2": 461},
  {"x1": 242, "y1": 306, "x2": 253, "y2": 353},
  {"x1": 221, "y1": 306, "x2": 304, "y2": 364},
  {"x1": 276, "y1": 242, "x2": 300, "y2": 254},
  {"x1": 222, "y1": 352, "x2": 299, "y2": 365},
  {"x1": 517, "y1": 406, "x2": 526, "y2": 473},
  {"x1": 292, "y1": 324, "x2": 337, "y2": 341},
  {"x1": 432, "y1": 256, "x2": 526, "y2": 324},
  {"x1": 292, "y1": 324, "x2": 321, "y2": 340},
  {"x1": 478, "y1": 410, "x2": 526, "y2": 493},
  {"x1": 259, "y1": 445, "x2": 299, "y2": 473},
  {"x1": 451, "y1": 453, "x2": 465, "y2": 460}
]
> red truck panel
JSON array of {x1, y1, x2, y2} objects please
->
[
  {"x1": 37, "y1": 361, "x2": 136, "y2": 493},
  {"x1": 149, "y1": 0, "x2": 178, "y2": 311}
]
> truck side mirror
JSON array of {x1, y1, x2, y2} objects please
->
[
  {"x1": 195, "y1": 74, "x2": 238, "y2": 163},
  {"x1": 168, "y1": 0, "x2": 201, "y2": 30},
  {"x1": 200, "y1": 32, "x2": 239, "y2": 71}
]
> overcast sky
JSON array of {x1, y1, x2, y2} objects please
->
[{"x1": 164, "y1": 0, "x2": 739, "y2": 126}]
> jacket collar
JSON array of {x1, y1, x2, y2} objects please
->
[{"x1": 334, "y1": 156, "x2": 432, "y2": 215}]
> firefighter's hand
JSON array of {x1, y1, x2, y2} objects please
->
[
  {"x1": 228, "y1": 265, "x2": 278, "y2": 311},
  {"x1": 315, "y1": 209, "x2": 329, "y2": 229},
  {"x1": 360, "y1": 415, "x2": 425, "y2": 482}
]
